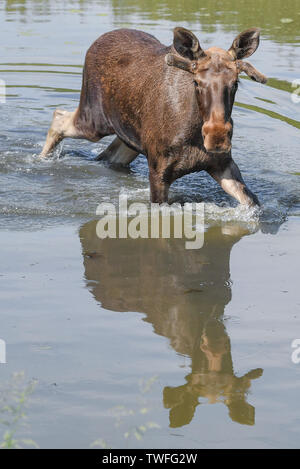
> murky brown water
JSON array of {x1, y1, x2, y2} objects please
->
[{"x1": 0, "y1": 0, "x2": 300, "y2": 449}]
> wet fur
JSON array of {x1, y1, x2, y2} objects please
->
[{"x1": 41, "y1": 28, "x2": 266, "y2": 205}]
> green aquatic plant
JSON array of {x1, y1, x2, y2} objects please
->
[
  {"x1": 0, "y1": 372, "x2": 38, "y2": 449},
  {"x1": 91, "y1": 376, "x2": 160, "y2": 448}
]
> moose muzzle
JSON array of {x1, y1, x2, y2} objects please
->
[{"x1": 202, "y1": 119, "x2": 232, "y2": 154}]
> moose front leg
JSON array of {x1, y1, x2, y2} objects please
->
[
  {"x1": 149, "y1": 167, "x2": 170, "y2": 203},
  {"x1": 208, "y1": 160, "x2": 260, "y2": 206}
]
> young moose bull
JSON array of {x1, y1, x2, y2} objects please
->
[{"x1": 41, "y1": 27, "x2": 267, "y2": 205}]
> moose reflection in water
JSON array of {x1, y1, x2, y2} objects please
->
[{"x1": 79, "y1": 220, "x2": 263, "y2": 427}]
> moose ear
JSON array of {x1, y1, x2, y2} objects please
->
[
  {"x1": 173, "y1": 27, "x2": 205, "y2": 60},
  {"x1": 229, "y1": 28, "x2": 261, "y2": 60}
]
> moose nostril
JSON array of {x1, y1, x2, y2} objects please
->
[
  {"x1": 203, "y1": 138, "x2": 232, "y2": 153},
  {"x1": 225, "y1": 122, "x2": 232, "y2": 136},
  {"x1": 202, "y1": 122, "x2": 213, "y2": 137},
  {"x1": 202, "y1": 121, "x2": 232, "y2": 138}
]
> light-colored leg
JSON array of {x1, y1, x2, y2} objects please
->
[
  {"x1": 209, "y1": 160, "x2": 260, "y2": 206},
  {"x1": 40, "y1": 108, "x2": 80, "y2": 158},
  {"x1": 96, "y1": 136, "x2": 139, "y2": 165}
]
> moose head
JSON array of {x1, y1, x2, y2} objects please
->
[{"x1": 166, "y1": 27, "x2": 267, "y2": 154}]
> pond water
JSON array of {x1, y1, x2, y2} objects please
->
[{"x1": 0, "y1": 0, "x2": 300, "y2": 449}]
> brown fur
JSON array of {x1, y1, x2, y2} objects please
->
[{"x1": 41, "y1": 27, "x2": 267, "y2": 205}]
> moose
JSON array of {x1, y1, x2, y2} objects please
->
[{"x1": 41, "y1": 27, "x2": 267, "y2": 205}]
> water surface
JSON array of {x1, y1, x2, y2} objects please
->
[{"x1": 0, "y1": 0, "x2": 300, "y2": 449}]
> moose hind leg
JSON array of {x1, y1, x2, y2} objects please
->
[
  {"x1": 40, "y1": 108, "x2": 81, "y2": 158},
  {"x1": 96, "y1": 137, "x2": 139, "y2": 166}
]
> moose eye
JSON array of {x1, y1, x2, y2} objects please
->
[{"x1": 193, "y1": 81, "x2": 202, "y2": 94}]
